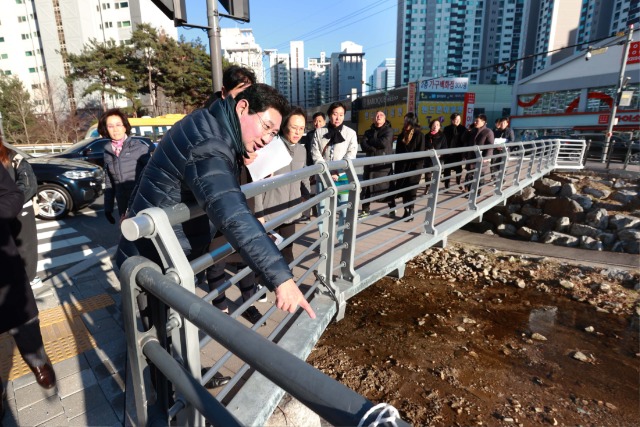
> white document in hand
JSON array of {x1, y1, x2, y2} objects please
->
[{"x1": 246, "y1": 136, "x2": 292, "y2": 181}]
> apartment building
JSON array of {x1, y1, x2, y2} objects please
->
[
  {"x1": 0, "y1": 0, "x2": 176, "y2": 113},
  {"x1": 368, "y1": 58, "x2": 396, "y2": 94},
  {"x1": 220, "y1": 28, "x2": 265, "y2": 83}
]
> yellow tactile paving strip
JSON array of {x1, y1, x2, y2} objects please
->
[{"x1": 0, "y1": 294, "x2": 114, "y2": 381}]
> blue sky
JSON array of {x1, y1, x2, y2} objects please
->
[{"x1": 177, "y1": 0, "x2": 397, "y2": 80}]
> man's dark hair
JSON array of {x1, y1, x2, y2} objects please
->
[
  {"x1": 236, "y1": 83, "x2": 290, "y2": 118},
  {"x1": 280, "y1": 107, "x2": 307, "y2": 136},
  {"x1": 97, "y1": 108, "x2": 131, "y2": 138},
  {"x1": 450, "y1": 112, "x2": 460, "y2": 120},
  {"x1": 312, "y1": 112, "x2": 326, "y2": 120},
  {"x1": 222, "y1": 65, "x2": 257, "y2": 91},
  {"x1": 499, "y1": 117, "x2": 510, "y2": 124},
  {"x1": 476, "y1": 113, "x2": 488, "y2": 122},
  {"x1": 327, "y1": 102, "x2": 346, "y2": 117}
]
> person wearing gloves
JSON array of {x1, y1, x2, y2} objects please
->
[{"x1": 99, "y1": 108, "x2": 152, "y2": 224}]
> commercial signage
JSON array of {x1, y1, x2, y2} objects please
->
[
  {"x1": 416, "y1": 77, "x2": 469, "y2": 127},
  {"x1": 627, "y1": 41, "x2": 640, "y2": 65},
  {"x1": 464, "y1": 93, "x2": 476, "y2": 127}
]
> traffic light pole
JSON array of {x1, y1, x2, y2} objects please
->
[
  {"x1": 207, "y1": 0, "x2": 223, "y2": 93},
  {"x1": 603, "y1": 24, "x2": 634, "y2": 167}
]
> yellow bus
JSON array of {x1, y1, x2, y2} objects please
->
[{"x1": 85, "y1": 114, "x2": 186, "y2": 142}]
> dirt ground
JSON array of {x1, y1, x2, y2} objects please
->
[{"x1": 307, "y1": 245, "x2": 639, "y2": 426}]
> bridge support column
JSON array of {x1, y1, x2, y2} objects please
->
[{"x1": 386, "y1": 263, "x2": 405, "y2": 279}]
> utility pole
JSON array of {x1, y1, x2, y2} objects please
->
[
  {"x1": 603, "y1": 24, "x2": 634, "y2": 167},
  {"x1": 207, "y1": 0, "x2": 223, "y2": 93}
]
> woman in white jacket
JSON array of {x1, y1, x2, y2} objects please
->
[{"x1": 310, "y1": 102, "x2": 358, "y2": 244}]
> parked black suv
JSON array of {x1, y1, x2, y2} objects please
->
[
  {"x1": 4, "y1": 142, "x2": 104, "y2": 220},
  {"x1": 47, "y1": 136, "x2": 154, "y2": 167}
]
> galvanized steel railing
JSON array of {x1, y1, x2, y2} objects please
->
[{"x1": 119, "y1": 138, "x2": 584, "y2": 426}]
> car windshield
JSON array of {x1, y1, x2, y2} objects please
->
[
  {"x1": 61, "y1": 138, "x2": 102, "y2": 154},
  {"x1": 2, "y1": 142, "x2": 33, "y2": 159}
]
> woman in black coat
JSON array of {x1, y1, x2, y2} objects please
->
[
  {"x1": 388, "y1": 113, "x2": 425, "y2": 221},
  {"x1": 0, "y1": 163, "x2": 56, "y2": 415},
  {"x1": 423, "y1": 118, "x2": 447, "y2": 189},
  {"x1": 0, "y1": 142, "x2": 39, "y2": 287}
]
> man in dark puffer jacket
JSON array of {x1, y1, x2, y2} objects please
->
[{"x1": 116, "y1": 84, "x2": 315, "y2": 318}]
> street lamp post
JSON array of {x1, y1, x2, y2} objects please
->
[{"x1": 603, "y1": 24, "x2": 634, "y2": 167}]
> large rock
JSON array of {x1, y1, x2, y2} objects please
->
[
  {"x1": 516, "y1": 226, "x2": 538, "y2": 241},
  {"x1": 571, "y1": 195, "x2": 593, "y2": 210},
  {"x1": 486, "y1": 211, "x2": 506, "y2": 227},
  {"x1": 569, "y1": 223, "x2": 600, "y2": 238},
  {"x1": 521, "y1": 204, "x2": 542, "y2": 216},
  {"x1": 541, "y1": 231, "x2": 579, "y2": 247},
  {"x1": 559, "y1": 183, "x2": 578, "y2": 197},
  {"x1": 579, "y1": 236, "x2": 603, "y2": 251},
  {"x1": 534, "y1": 178, "x2": 562, "y2": 196},
  {"x1": 609, "y1": 214, "x2": 640, "y2": 231},
  {"x1": 618, "y1": 229, "x2": 640, "y2": 254},
  {"x1": 585, "y1": 208, "x2": 609, "y2": 230},
  {"x1": 597, "y1": 232, "x2": 617, "y2": 247},
  {"x1": 555, "y1": 216, "x2": 571, "y2": 232},
  {"x1": 583, "y1": 186, "x2": 611, "y2": 199},
  {"x1": 534, "y1": 196, "x2": 556, "y2": 209},
  {"x1": 496, "y1": 223, "x2": 517, "y2": 237},
  {"x1": 543, "y1": 197, "x2": 584, "y2": 221},
  {"x1": 509, "y1": 213, "x2": 526, "y2": 227},
  {"x1": 611, "y1": 190, "x2": 639, "y2": 205},
  {"x1": 519, "y1": 186, "x2": 536, "y2": 201},
  {"x1": 527, "y1": 214, "x2": 559, "y2": 234}
]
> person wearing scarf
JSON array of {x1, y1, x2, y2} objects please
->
[
  {"x1": 116, "y1": 84, "x2": 316, "y2": 321},
  {"x1": 310, "y1": 102, "x2": 358, "y2": 243},
  {"x1": 99, "y1": 109, "x2": 153, "y2": 225},
  {"x1": 424, "y1": 118, "x2": 448, "y2": 192}
]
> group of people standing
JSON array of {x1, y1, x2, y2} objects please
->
[{"x1": 358, "y1": 110, "x2": 515, "y2": 220}]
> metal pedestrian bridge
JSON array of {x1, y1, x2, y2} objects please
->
[{"x1": 119, "y1": 139, "x2": 586, "y2": 426}]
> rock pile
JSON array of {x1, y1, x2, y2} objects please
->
[{"x1": 466, "y1": 174, "x2": 640, "y2": 254}]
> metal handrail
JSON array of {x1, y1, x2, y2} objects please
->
[{"x1": 119, "y1": 139, "x2": 585, "y2": 426}]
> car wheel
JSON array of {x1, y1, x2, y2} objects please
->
[{"x1": 36, "y1": 184, "x2": 72, "y2": 220}]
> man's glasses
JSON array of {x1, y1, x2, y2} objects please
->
[{"x1": 255, "y1": 113, "x2": 278, "y2": 140}]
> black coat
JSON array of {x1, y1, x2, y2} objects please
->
[
  {"x1": 393, "y1": 127, "x2": 425, "y2": 196},
  {"x1": 103, "y1": 136, "x2": 152, "y2": 217},
  {"x1": 361, "y1": 121, "x2": 394, "y2": 194},
  {"x1": 0, "y1": 164, "x2": 38, "y2": 335},
  {"x1": 8, "y1": 152, "x2": 38, "y2": 282},
  {"x1": 116, "y1": 98, "x2": 293, "y2": 290}
]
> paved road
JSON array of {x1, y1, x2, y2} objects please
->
[{"x1": 36, "y1": 195, "x2": 120, "y2": 280}]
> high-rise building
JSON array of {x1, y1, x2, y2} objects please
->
[
  {"x1": 220, "y1": 28, "x2": 264, "y2": 83},
  {"x1": 0, "y1": 0, "x2": 176, "y2": 114},
  {"x1": 610, "y1": 0, "x2": 640, "y2": 34},
  {"x1": 395, "y1": 0, "x2": 525, "y2": 86},
  {"x1": 289, "y1": 41, "x2": 306, "y2": 108},
  {"x1": 266, "y1": 51, "x2": 291, "y2": 102},
  {"x1": 307, "y1": 52, "x2": 331, "y2": 107},
  {"x1": 368, "y1": 59, "x2": 395, "y2": 94},
  {"x1": 330, "y1": 41, "x2": 366, "y2": 103}
]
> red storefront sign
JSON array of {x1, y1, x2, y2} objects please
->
[
  {"x1": 627, "y1": 41, "x2": 640, "y2": 65},
  {"x1": 598, "y1": 114, "x2": 609, "y2": 124}
]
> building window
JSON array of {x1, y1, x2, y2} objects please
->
[
  {"x1": 0, "y1": 38, "x2": 4, "y2": 42},
  {"x1": 0, "y1": 54, "x2": 7, "y2": 59},
  {"x1": 4, "y1": 70, "x2": 11, "y2": 75},
  {"x1": 117, "y1": 20, "x2": 131, "y2": 28},
  {"x1": 28, "y1": 67, "x2": 36, "y2": 73},
  {"x1": 21, "y1": 34, "x2": 30, "y2": 40},
  {"x1": 16, "y1": 0, "x2": 23, "y2": 4},
  {"x1": 102, "y1": 3, "x2": 111, "y2": 9},
  {"x1": 18, "y1": 16, "x2": 27, "y2": 23},
  {"x1": 25, "y1": 51, "x2": 34, "y2": 56}
]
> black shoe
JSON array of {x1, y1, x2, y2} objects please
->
[
  {"x1": 297, "y1": 215, "x2": 311, "y2": 224},
  {"x1": 358, "y1": 210, "x2": 370, "y2": 219},
  {"x1": 201, "y1": 369, "x2": 231, "y2": 389},
  {"x1": 403, "y1": 209, "x2": 414, "y2": 222},
  {"x1": 241, "y1": 306, "x2": 263, "y2": 324}
]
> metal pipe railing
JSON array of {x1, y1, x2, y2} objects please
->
[{"x1": 130, "y1": 264, "x2": 410, "y2": 427}]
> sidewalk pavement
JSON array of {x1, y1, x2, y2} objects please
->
[{"x1": 1, "y1": 160, "x2": 637, "y2": 426}]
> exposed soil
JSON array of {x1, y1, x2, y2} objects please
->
[{"x1": 308, "y1": 245, "x2": 640, "y2": 426}]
